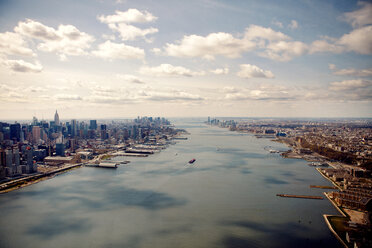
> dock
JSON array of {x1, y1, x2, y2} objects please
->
[
  {"x1": 85, "y1": 163, "x2": 118, "y2": 168},
  {"x1": 276, "y1": 194, "x2": 323, "y2": 200},
  {"x1": 310, "y1": 185, "x2": 337, "y2": 189},
  {"x1": 111, "y1": 152, "x2": 148, "y2": 157}
]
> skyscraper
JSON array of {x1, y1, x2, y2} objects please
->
[
  {"x1": 54, "y1": 110, "x2": 60, "y2": 126},
  {"x1": 10, "y1": 123, "x2": 21, "y2": 142},
  {"x1": 32, "y1": 126, "x2": 41, "y2": 143},
  {"x1": 71, "y1": 119, "x2": 77, "y2": 137},
  {"x1": 89, "y1": 120, "x2": 97, "y2": 130}
]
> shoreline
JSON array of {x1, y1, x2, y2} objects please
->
[
  {"x1": 0, "y1": 163, "x2": 83, "y2": 194},
  {"x1": 0, "y1": 133, "x2": 187, "y2": 194}
]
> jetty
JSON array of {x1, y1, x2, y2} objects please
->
[
  {"x1": 85, "y1": 163, "x2": 118, "y2": 168},
  {"x1": 310, "y1": 185, "x2": 337, "y2": 189},
  {"x1": 276, "y1": 194, "x2": 323, "y2": 200},
  {"x1": 111, "y1": 152, "x2": 148, "y2": 157}
]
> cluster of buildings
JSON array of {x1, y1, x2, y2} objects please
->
[
  {"x1": 207, "y1": 118, "x2": 372, "y2": 167},
  {"x1": 0, "y1": 111, "x2": 179, "y2": 180},
  {"x1": 207, "y1": 117, "x2": 372, "y2": 247}
]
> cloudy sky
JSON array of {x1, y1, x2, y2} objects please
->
[{"x1": 0, "y1": 0, "x2": 371, "y2": 120}]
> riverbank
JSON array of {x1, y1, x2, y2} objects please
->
[{"x1": 0, "y1": 163, "x2": 82, "y2": 194}]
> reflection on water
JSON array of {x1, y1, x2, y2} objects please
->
[{"x1": 0, "y1": 119, "x2": 341, "y2": 248}]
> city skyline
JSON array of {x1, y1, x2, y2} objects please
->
[{"x1": 0, "y1": 0, "x2": 371, "y2": 119}]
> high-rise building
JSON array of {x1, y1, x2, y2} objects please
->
[
  {"x1": 13, "y1": 147, "x2": 20, "y2": 166},
  {"x1": 10, "y1": 123, "x2": 21, "y2": 142},
  {"x1": 5, "y1": 149, "x2": 12, "y2": 167},
  {"x1": 56, "y1": 143, "x2": 65, "y2": 156},
  {"x1": 100, "y1": 124, "x2": 107, "y2": 140},
  {"x1": 32, "y1": 126, "x2": 41, "y2": 143},
  {"x1": 71, "y1": 119, "x2": 77, "y2": 137},
  {"x1": 54, "y1": 110, "x2": 60, "y2": 126},
  {"x1": 89, "y1": 120, "x2": 97, "y2": 130},
  {"x1": 26, "y1": 147, "x2": 34, "y2": 173}
]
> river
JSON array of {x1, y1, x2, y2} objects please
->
[{"x1": 0, "y1": 119, "x2": 341, "y2": 248}]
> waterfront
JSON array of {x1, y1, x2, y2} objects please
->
[{"x1": 0, "y1": 119, "x2": 342, "y2": 248}]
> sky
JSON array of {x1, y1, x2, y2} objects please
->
[{"x1": 0, "y1": 0, "x2": 371, "y2": 120}]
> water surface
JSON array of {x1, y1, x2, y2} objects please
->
[{"x1": 0, "y1": 119, "x2": 341, "y2": 248}]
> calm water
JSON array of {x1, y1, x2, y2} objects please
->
[{"x1": 0, "y1": 119, "x2": 341, "y2": 248}]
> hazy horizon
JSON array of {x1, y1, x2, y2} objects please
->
[{"x1": 1, "y1": 0, "x2": 371, "y2": 119}]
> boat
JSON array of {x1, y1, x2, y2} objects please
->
[{"x1": 188, "y1": 158, "x2": 196, "y2": 164}]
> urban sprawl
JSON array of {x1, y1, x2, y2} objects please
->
[
  {"x1": 208, "y1": 117, "x2": 372, "y2": 248},
  {"x1": 0, "y1": 111, "x2": 186, "y2": 192}
]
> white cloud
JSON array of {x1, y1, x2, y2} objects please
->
[
  {"x1": 329, "y1": 79, "x2": 372, "y2": 101},
  {"x1": 27, "y1": 86, "x2": 47, "y2": 92},
  {"x1": 328, "y1": 64, "x2": 336, "y2": 70},
  {"x1": 2, "y1": 59, "x2": 42, "y2": 73},
  {"x1": 144, "y1": 91, "x2": 204, "y2": 101},
  {"x1": 272, "y1": 20, "x2": 283, "y2": 28},
  {"x1": 92, "y1": 40, "x2": 145, "y2": 60},
  {"x1": 151, "y1": 48, "x2": 162, "y2": 55},
  {"x1": 338, "y1": 25, "x2": 372, "y2": 55},
  {"x1": 244, "y1": 25, "x2": 289, "y2": 42},
  {"x1": 139, "y1": 64, "x2": 205, "y2": 77},
  {"x1": 54, "y1": 94, "x2": 82, "y2": 101},
  {"x1": 14, "y1": 19, "x2": 95, "y2": 57},
  {"x1": 225, "y1": 87, "x2": 293, "y2": 101},
  {"x1": 84, "y1": 85, "x2": 203, "y2": 104},
  {"x1": 163, "y1": 25, "x2": 305, "y2": 61},
  {"x1": 0, "y1": 31, "x2": 35, "y2": 56},
  {"x1": 310, "y1": 3, "x2": 372, "y2": 56},
  {"x1": 107, "y1": 23, "x2": 158, "y2": 41},
  {"x1": 116, "y1": 74, "x2": 145, "y2": 84},
  {"x1": 288, "y1": 20, "x2": 298, "y2": 29},
  {"x1": 98, "y1": 9, "x2": 157, "y2": 24},
  {"x1": 329, "y1": 65, "x2": 372, "y2": 77},
  {"x1": 237, "y1": 64, "x2": 274, "y2": 78},
  {"x1": 261, "y1": 41, "x2": 308, "y2": 61},
  {"x1": 221, "y1": 86, "x2": 239, "y2": 93},
  {"x1": 164, "y1": 32, "x2": 255, "y2": 59},
  {"x1": 309, "y1": 40, "x2": 344, "y2": 54},
  {"x1": 329, "y1": 79, "x2": 372, "y2": 91},
  {"x1": 15, "y1": 19, "x2": 60, "y2": 41},
  {"x1": 210, "y1": 68, "x2": 229, "y2": 75},
  {"x1": 344, "y1": 2, "x2": 372, "y2": 28},
  {"x1": 99, "y1": 9, "x2": 158, "y2": 41}
]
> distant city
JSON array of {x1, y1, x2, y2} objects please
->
[{"x1": 0, "y1": 111, "x2": 185, "y2": 188}]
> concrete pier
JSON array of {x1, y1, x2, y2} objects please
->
[{"x1": 276, "y1": 194, "x2": 323, "y2": 200}]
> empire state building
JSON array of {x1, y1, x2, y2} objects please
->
[{"x1": 54, "y1": 110, "x2": 60, "y2": 126}]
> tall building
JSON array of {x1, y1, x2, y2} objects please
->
[
  {"x1": 89, "y1": 120, "x2": 97, "y2": 130},
  {"x1": 71, "y1": 119, "x2": 77, "y2": 137},
  {"x1": 13, "y1": 147, "x2": 20, "y2": 167},
  {"x1": 32, "y1": 126, "x2": 41, "y2": 143},
  {"x1": 100, "y1": 124, "x2": 107, "y2": 140},
  {"x1": 10, "y1": 123, "x2": 21, "y2": 142},
  {"x1": 25, "y1": 147, "x2": 34, "y2": 173},
  {"x1": 54, "y1": 110, "x2": 60, "y2": 126},
  {"x1": 56, "y1": 143, "x2": 65, "y2": 156}
]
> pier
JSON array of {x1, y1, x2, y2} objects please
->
[
  {"x1": 310, "y1": 185, "x2": 337, "y2": 189},
  {"x1": 85, "y1": 163, "x2": 117, "y2": 169},
  {"x1": 111, "y1": 152, "x2": 148, "y2": 157},
  {"x1": 276, "y1": 194, "x2": 323, "y2": 200}
]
